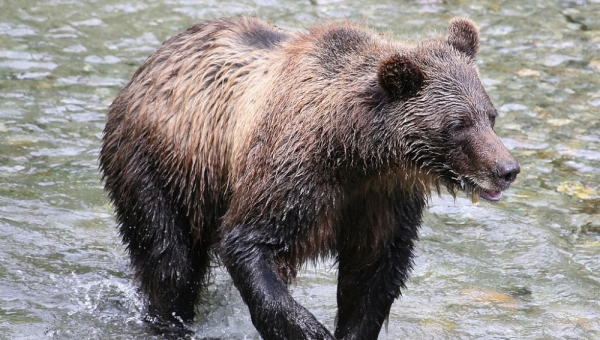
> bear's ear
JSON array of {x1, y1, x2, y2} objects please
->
[
  {"x1": 377, "y1": 54, "x2": 424, "y2": 101},
  {"x1": 447, "y1": 17, "x2": 479, "y2": 59}
]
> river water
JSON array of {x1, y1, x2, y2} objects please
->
[{"x1": 0, "y1": 0, "x2": 599, "y2": 339}]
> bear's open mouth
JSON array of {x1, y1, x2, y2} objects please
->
[
  {"x1": 469, "y1": 186, "x2": 503, "y2": 204},
  {"x1": 480, "y1": 188, "x2": 502, "y2": 202},
  {"x1": 469, "y1": 187, "x2": 502, "y2": 204},
  {"x1": 460, "y1": 178, "x2": 504, "y2": 204}
]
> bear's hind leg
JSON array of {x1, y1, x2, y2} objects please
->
[{"x1": 113, "y1": 170, "x2": 212, "y2": 331}]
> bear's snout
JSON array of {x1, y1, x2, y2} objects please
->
[{"x1": 495, "y1": 160, "x2": 520, "y2": 187}]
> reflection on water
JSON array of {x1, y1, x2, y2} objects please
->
[{"x1": 0, "y1": 0, "x2": 599, "y2": 338}]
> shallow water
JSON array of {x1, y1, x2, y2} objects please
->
[{"x1": 0, "y1": 0, "x2": 599, "y2": 339}]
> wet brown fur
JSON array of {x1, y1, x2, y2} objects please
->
[
  {"x1": 100, "y1": 16, "x2": 518, "y2": 339},
  {"x1": 104, "y1": 17, "x2": 435, "y2": 267}
]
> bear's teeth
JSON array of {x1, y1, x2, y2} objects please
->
[{"x1": 471, "y1": 189, "x2": 480, "y2": 205}]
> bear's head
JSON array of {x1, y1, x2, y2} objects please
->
[{"x1": 377, "y1": 18, "x2": 520, "y2": 202}]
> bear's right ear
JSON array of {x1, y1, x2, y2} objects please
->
[
  {"x1": 377, "y1": 54, "x2": 424, "y2": 101},
  {"x1": 447, "y1": 18, "x2": 479, "y2": 59}
]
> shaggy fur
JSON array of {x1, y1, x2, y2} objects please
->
[{"x1": 100, "y1": 16, "x2": 519, "y2": 339}]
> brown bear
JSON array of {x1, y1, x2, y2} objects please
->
[{"x1": 100, "y1": 16, "x2": 519, "y2": 339}]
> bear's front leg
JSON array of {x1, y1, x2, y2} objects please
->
[
  {"x1": 335, "y1": 232, "x2": 417, "y2": 340},
  {"x1": 221, "y1": 227, "x2": 335, "y2": 340},
  {"x1": 335, "y1": 196, "x2": 423, "y2": 340}
]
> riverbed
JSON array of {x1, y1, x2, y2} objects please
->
[{"x1": 0, "y1": 0, "x2": 599, "y2": 338}]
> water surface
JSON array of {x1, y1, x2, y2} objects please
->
[{"x1": 0, "y1": 0, "x2": 599, "y2": 339}]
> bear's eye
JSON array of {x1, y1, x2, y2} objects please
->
[
  {"x1": 489, "y1": 113, "x2": 497, "y2": 128},
  {"x1": 447, "y1": 119, "x2": 471, "y2": 133},
  {"x1": 448, "y1": 122, "x2": 464, "y2": 131}
]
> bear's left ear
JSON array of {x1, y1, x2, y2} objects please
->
[
  {"x1": 447, "y1": 17, "x2": 479, "y2": 59},
  {"x1": 377, "y1": 54, "x2": 424, "y2": 101}
]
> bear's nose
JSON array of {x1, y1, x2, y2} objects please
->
[{"x1": 496, "y1": 161, "x2": 520, "y2": 185}]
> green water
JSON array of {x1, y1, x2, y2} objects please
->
[{"x1": 0, "y1": 0, "x2": 599, "y2": 339}]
